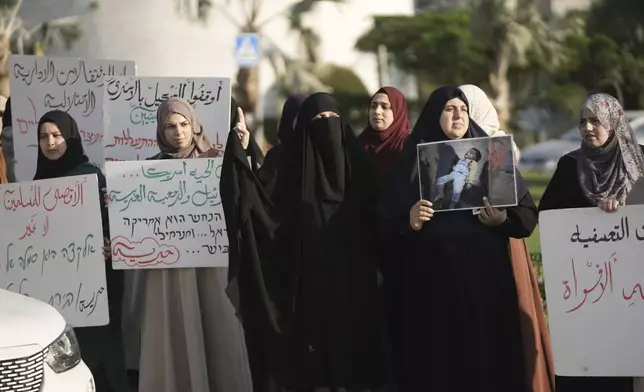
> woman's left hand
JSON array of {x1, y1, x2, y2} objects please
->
[
  {"x1": 478, "y1": 197, "x2": 507, "y2": 227},
  {"x1": 234, "y1": 107, "x2": 250, "y2": 150},
  {"x1": 598, "y1": 198, "x2": 621, "y2": 213},
  {"x1": 102, "y1": 237, "x2": 111, "y2": 262}
]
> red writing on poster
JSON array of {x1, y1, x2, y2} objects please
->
[{"x1": 111, "y1": 236, "x2": 180, "y2": 267}]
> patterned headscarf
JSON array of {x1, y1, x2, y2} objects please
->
[{"x1": 577, "y1": 93, "x2": 644, "y2": 205}]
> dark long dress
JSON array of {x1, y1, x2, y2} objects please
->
[
  {"x1": 539, "y1": 150, "x2": 635, "y2": 392},
  {"x1": 395, "y1": 193, "x2": 536, "y2": 391},
  {"x1": 222, "y1": 93, "x2": 385, "y2": 391},
  {"x1": 379, "y1": 86, "x2": 536, "y2": 391}
]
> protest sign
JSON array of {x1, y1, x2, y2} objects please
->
[
  {"x1": 106, "y1": 158, "x2": 227, "y2": 269},
  {"x1": 103, "y1": 76, "x2": 231, "y2": 162},
  {"x1": 541, "y1": 206, "x2": 644, "y2": 376},
  {"x1": 0, "y1": 175, "x2": 109, "y2": 327},
  {"x1": 9, "y1": 55, "x2": 136, "y2": 181}
]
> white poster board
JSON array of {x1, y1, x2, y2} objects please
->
[
  {"x1": 541, "y1": 206, "x2": 644, "y2": 377},
  {"x1": 103, "y1": 76, "x2": 231, "y2": 162},
  {"x1": 9, "y1": 55, "x2": 136, "y2": 181},
  {"x1": 106, "y1": 158, "x2": 228, "y2": 269},
  {"x1": 0, "y1": 175, "x2": 109, "y2": 327}
]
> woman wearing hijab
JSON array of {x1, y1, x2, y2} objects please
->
[
  {"x1": 35, "y1": 110, "x2": 129, "y2": 392},
  {"x1": 221, "y1": 92, "x2": 385, "y2": 391},
  {"x1": 357, "y1": 87, "x2": 410, "y2": 389},
  {"x1": 120, "y1": 98, "x2": 241, "y2": 389},
  {"x1": 459, "y1": 84, "x2": 521, "y2": 162},
  {"x1": 358, "y1": 86, "x2": 410, "y2": 176},
  {"x1": 539, "y1": 93, "x2": 644, "y2": 392},
  {"x1": 136, "y1": 97, "x2": 252, "y2": 392},
  {"x1": 380, "y1": 86, "x2": 538, "y2": 391},
  {"x1": 460, "y1": 84, "x2": 555, "y2": 392}
]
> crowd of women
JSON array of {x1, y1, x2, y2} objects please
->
[{"x1": 0, "y1": 81, "x2": 642, "y2": 392}]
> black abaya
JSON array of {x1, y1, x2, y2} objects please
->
[
  {"x1": 379, "y1": 86, "x2": 536, "y2": 391},
  {"x1": 222, "y1": 93, "x2": 385, "y2": 391}
]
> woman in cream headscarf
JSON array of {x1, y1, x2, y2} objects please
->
[
  {"x1": 136, "y1": 97, "x2": 252, "y2": 392},
  {"x1": 459, "y1": 84, "x2": 521, "y2": 163},
  {"x1": 460, "y1": 84, "x2": 555, "y2": 392}
]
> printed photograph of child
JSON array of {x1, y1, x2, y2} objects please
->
[{"x1": 417, "y1": 135, "x2": 518, "y2": 212}]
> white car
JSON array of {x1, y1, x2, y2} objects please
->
[{"x1": 0, "y1": 289, "x2": 94, "y2": 392}]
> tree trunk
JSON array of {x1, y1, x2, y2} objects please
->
[
  {"x1": 234, "y1": 65, "x2": 267, "y2": 149},
  {"x1": 235, "y1": 66, "x2": 259, "y2": 114},
  {"x1": 489, "y1": 41, "x2": 512, "y2": 130}
]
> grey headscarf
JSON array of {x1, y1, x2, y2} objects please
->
[
  {"x1": 577, "y1": 93, "x2": 644, "y2": 205},
  {"x1": 156, "y1": 97, "x2": 213, "y2": 159}
]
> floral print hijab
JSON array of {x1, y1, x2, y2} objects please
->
[{"x1": 577, "y1": 93, "x2": 644, "y2": 205}]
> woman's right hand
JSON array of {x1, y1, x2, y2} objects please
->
[
  {"x1": 410, "y1": 200, "x2": 434, "y2": 231},
  {"x1": 598, "y1": 198, "x2": 621, "y2": 213},
  {"x1": 234, "y1": 107, "x2": 250, "y2": 150}
]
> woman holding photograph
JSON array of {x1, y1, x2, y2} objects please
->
[
  {"x1": 379, "y1": 86, "x2": 538, "y2": 391},
  {"x1": 539, "y1": 93, "x2": 644, "y2": 392},
  {"x1": 136, "y1": 97, "x2": 252, "y2": 392},
  {"x1": 461, "y1": 84, "x2": 555, "y2": 391},
  {"x1": 35, "y1": 110, "x2": 128, "y2": 392}
]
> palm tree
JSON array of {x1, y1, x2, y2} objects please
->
[
  {"x1": 0, "y1": 0, "x2": 84, "y2": 97},
  {"x1": 470, "y1": 0, "x2": 560, "y2": 129},
  {"x1": 176, "y1": 0, "x2": 343, "y2": 148}
]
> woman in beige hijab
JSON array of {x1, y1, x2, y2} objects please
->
[
  {"x1": 136, "y1": 97, "x2": 252, "y2": 392},
  {"x1": 459, "y1": 84, "x2": 521, "y2": 162},
  {"x1": 460, "y1": 85, "x2": 555, "y2": 392}
]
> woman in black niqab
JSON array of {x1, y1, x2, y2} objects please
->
[
  {"x1": 221, "y1": 92, "x2": 385, "y2": 391},
  {"x1": 380, "y1": 86, "x2": 537, "y2": 391}
]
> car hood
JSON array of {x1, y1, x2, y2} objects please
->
[{"x1": 0, "y1": 289, "x2": 65, "y2": 351}]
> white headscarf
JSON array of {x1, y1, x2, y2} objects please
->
[{"x1": 459, "y1": 84, "x2": 521, "y2": 162}]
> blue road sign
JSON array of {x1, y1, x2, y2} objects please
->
[{"x1": 234, "y1": 33, "x2": 261, "y2": 68}]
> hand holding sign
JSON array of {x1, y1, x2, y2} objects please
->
[
  {"x1": 598, "y1": 198, "x2": 621, "y2": 213},
  {"x1": 235, "y1": 107, "x2": 250, "y2": 150}
]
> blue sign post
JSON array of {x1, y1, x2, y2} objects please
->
[{"x1": 234, "y1": 33, "x2": 261, "y2": 68}]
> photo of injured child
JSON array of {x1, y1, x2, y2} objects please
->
[{"x1": 417, "y1": 135, "x2": 518, "y2": 212}]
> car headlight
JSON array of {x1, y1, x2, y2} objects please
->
[{"x1": 45, "y1": 324, "x2": 82, "y2": 373}]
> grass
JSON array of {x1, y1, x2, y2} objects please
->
[
  {"x1": 523, "y1": 171, "x2": 553, "y2": 303},
  {"x1": 524, "y1": 171, "x2": 551, "y2": 261}
]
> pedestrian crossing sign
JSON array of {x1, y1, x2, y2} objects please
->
[{"x1": 234, "y1": 33, "x2": 261, "y2": 68}]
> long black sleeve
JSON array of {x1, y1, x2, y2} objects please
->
[
  {"x1": 96, "y1": 170, "x2": 110, "y2": 238},
  {"x1": 494, "y1": 190, "x2": 538, "y2": 239},
  {"x1": 538, "y1": 155, "x2": 577, "y2": 212}
]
